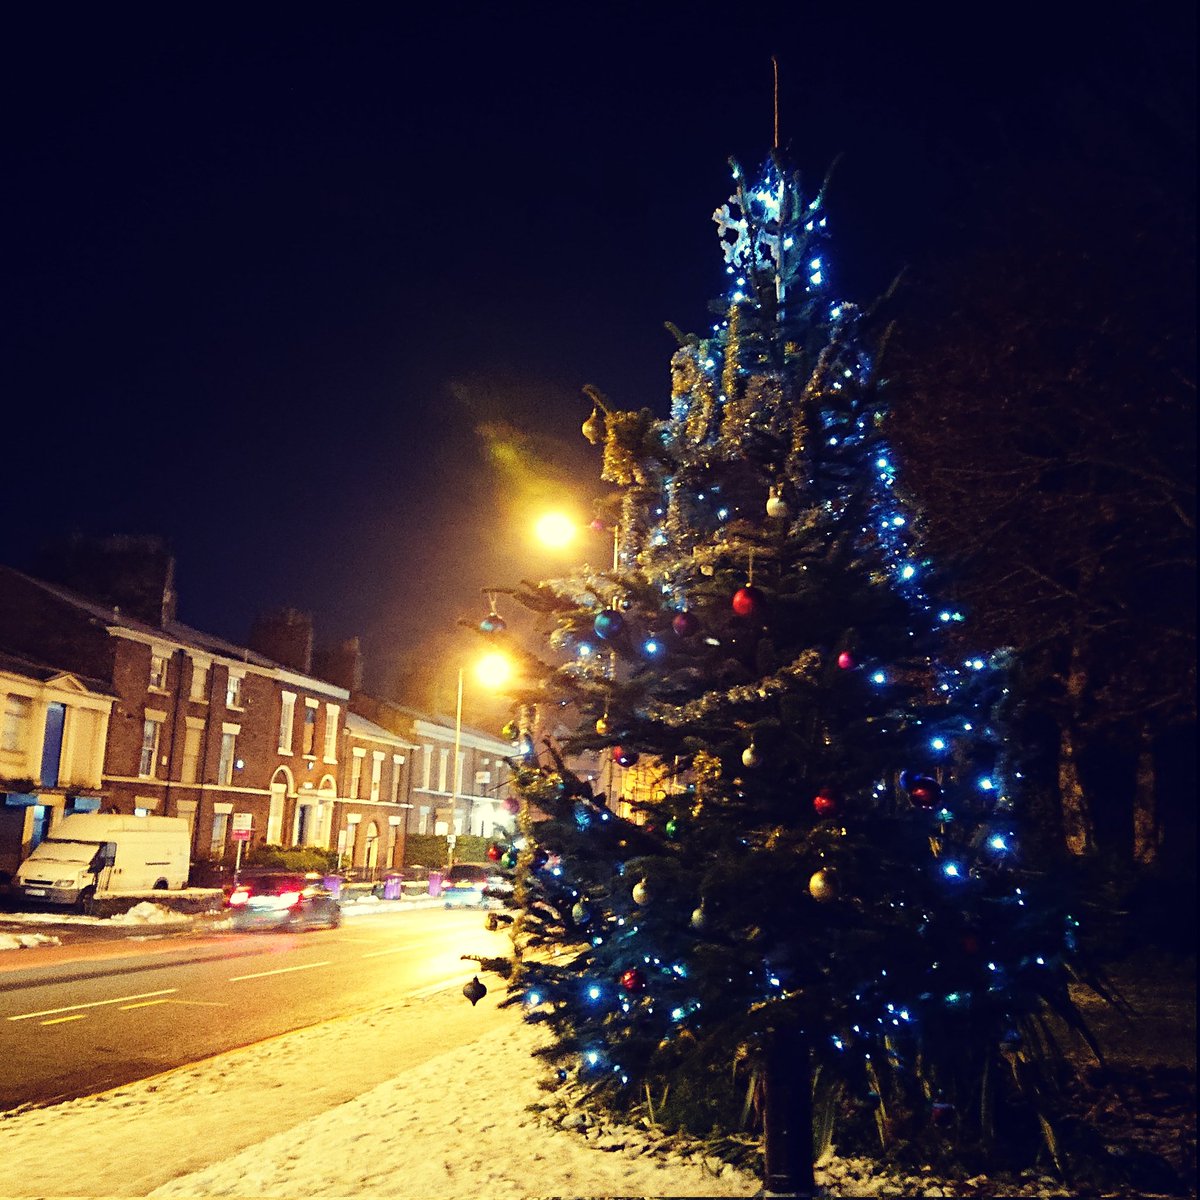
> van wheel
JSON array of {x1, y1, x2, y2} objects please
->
[
  {"x1": 153, "y1": 879, "x2": 168, "y2": 890},
  {"x1": 77, "y1": 886, "x2": 97, "y2": 916}
]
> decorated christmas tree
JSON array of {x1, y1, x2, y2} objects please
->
[{"x1": 479, "y1": 152, "x2": 1108, "y2": 1189}]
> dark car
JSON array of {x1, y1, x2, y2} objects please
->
[
  {"x1": 228, "y1": 872, "x2": 342, "y2": 931},
  {"x1": 440, "y1": 861, "x2": 510, "y2": 908}
]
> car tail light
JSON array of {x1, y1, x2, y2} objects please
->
[{"x1": 276, "y1": 890, "x2": 302, "y2": 908}]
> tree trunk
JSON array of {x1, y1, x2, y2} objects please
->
[
  {"x1": 1058, "y1": 650, "x2": 1096, "y2": 857},
  {"x1": 1132, "y1": 721, "x2": 1159, "y2": 866},
  {"x1": 762, "y1": 1023, "x2": 815, "y2": 1199}
]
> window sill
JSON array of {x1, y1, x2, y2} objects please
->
[
  {"x1": 323, "y1": 757, "x2": 338, "y2": 766},
  {"x1": 277, "y1": 748, "x2": 294, "y2": 757}
]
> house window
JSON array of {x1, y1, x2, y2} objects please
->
[
  {"x1": 190, "y1": 659, "x2": 210, "y2": 702},
  {"x1": 437, "y1": 748, "x2": 449, "y2": 793},
  {"x1": 139, "y1": 716, "x2": 163, "y2": 778},
  {"x1": 323, "y1": 704, "x2": 340, "y2": 762},
  {"x1": 225, "y1": 672, "x2": 244, "y2": 709},
  {"x1": 149, "y1": 652, "x2": 169, "y2": 692},
  {"x1": 210, "y1": 811, "x2": 230, "y2": 859},
  {"x1": 350, "y1": 750, "x2": 365, "y2": 799},
  {"x1": 181, "y1": 720, "x2": 204, "y2": 784},
  {"x1": 218, "y1": 728, "x2": 239, "y2": 785},
  {"x1": 422, "y1": 745, "x2": 432, "y2": 790},
  {"x1": 390, "y1": 755, "x2": 404, "y2": 804},
  {"x1": 302, "y1": 701, "x2": 318, "y2": 756},
  {"x1": 370, "y1": 751, "x2": 384, "y2": 801},
  {"x1": 1, "y1": 694, "x2": 32, "y2": 753},
  {"x1": 278, "y1": 691, "x2": 296, "y2": 753}
]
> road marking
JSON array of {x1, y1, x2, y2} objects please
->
[
  {"x1": 40, "y1": 1014, "x2": 88, "y2": 1026},
  {"x1": 119, "y1": 999, "x2": 172, "y2": 1010},
  {"x1": 229, "y1": 961, "x2": 331, "y2": 982},
  {"x1": 8, "y1": 989, "x2": 178, "y2": 1022},
  {"x1": 360, "y1": 946, "x2": 410, "y2": 958}
]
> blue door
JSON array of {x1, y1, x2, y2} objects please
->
[{"x1": 40, "y1": 703, "x2": 66, "y2": 788}]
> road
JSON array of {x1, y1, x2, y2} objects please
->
[{"x1": 0, "y1": 903, "x2": 510, "y2": 1111}]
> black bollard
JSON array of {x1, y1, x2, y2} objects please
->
[{"x1": 761, "y1": 1022, "x2": 815, "y2": 1199}]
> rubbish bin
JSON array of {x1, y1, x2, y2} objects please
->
[
  {"x1": 378, "y1": 872, "x2": 403, "y2": 900},
  {"x1": 428, "y1": 871, "x2": 442, "y2": 897}
]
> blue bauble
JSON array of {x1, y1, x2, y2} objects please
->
[{"x1": 594, "y1": 610, "x2": 625, "y2": 640}]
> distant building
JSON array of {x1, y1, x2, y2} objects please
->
[{"x1": 0, "y1": 565, "x2": 348, "y2": 872}]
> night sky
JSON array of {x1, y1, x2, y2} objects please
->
[{"x1": 3, "y1": 7, "x2": 1193, "y2": 698}]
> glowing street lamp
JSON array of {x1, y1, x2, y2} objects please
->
[{"x1": 533, "y1": 511, "x2": 577, "y2": 550}]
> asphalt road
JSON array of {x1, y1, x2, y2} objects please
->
[{"x1": 0, "y1": 904, "x2": 510, "y2": 1111}]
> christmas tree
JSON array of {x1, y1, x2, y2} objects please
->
[{"x1": 480, "y1": 152, "x2": 1108, "y2": 1187}]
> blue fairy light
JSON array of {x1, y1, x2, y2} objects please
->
[
  {"x1": 942, "y1": 861, "x2": 964, "y2": 879},
  {"x1": 979, "y1": 777, "x2": 995, "y2": 791},
  {"x1": 671, "y1": 1006, "x2": 687, "y2": 1021},
  {"x1": 930, "y1": 737, "x2": 946, "y2": 752},
  {"x1": 585, "y1": 1049, "x2": 601, "y2": 1066},
  {"x1": 871, "y1": 670, "x2": 887, "y2": 685},
  {"x1": 587, "y1": 984, "x2": 602, "y2": 1001},
  {"x1": 642, "y1": 638, "x2": 663, "y2": 657},
  {"x1": 899, "y1": 564, "x2": 917, "y2": 581},
  {"x1": 526, "y1": 991, "x2": 542, "y2": 1006},
  {"x1": 988, "y1": 833, "x2": 1010, "y2": 852}
]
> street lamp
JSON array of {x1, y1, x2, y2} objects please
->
[
  {"x1": 534, "y1": 510, "x2": 620, "y2": 570},
  {"x1": 447, "y1": 651, "x2": 513, "y2": 862}
]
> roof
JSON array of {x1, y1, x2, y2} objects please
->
[
  {"x1": 5, "y1": 569, "x2": 346, "y2": 696},
  {"x1": 344, "y1": 711, "x2": 418, "y2": 748},
  {"x1": 0, "y1": 645, "x2": 112, "y2": 695}
]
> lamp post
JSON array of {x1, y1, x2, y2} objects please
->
[{"x1": 446, "y1": 651, "x2": 513, "y2": 864}]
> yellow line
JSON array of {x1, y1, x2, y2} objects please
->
[
  {"x1": 41, "y1": 1014, "x2": 88, "y2": 1026},
  {"x1": 8, "y1": 989, "x2": 178, "y2": 1022},
  {"x1": 229, "y1": 961, "x2": 330, "y2": 982}
]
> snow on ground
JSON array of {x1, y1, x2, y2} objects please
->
[
  {"x1": 0, "y1": 900, "x2": 193, "y2": 931},
  {"x1": 0, "y1": 971, "x2": 1089, "y2": 1200},
  {"x1": 0, "y1": 931, "x2": 60, "y2": 951}
]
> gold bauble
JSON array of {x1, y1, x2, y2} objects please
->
[{"x1": 809, "y1": 868, "x2": 839, "y2": 903}]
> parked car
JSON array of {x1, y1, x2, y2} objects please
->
[
  {"x1": 227, "y1": 872, "x2": 342, "y2": 931},
  {"x1": 441, "y1": 861, "x2": 511, "y2": 908}
]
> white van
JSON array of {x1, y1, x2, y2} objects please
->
[{"x1": 14, "y1": 813, "x2": 190, "y2": 909}]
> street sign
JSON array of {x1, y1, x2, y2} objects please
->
[{"x1": 231, "y1": 812, "x2": 253, "y2": 842}]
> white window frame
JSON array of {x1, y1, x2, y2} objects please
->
[
  {"x1": 370, "y1": 751, "x2": 384, "y2": 802},
  {"x1": 190, "y1": 657, "x2": 210, "y2": 703},
  {"x1": 225, "y1": 670, "x2": 244, "y2": 710},
  {"x1": 390, "y1": 754, "x2": 404, "y2": 804},
  {"x1": 149, "y1": 650, "x2": 170, "y2": 692},
  {"x1": 323, "y1": 704, "x2": 340, "y2": 763},
  {"x1": 139, "y1": 710, "x2": 167, "y2": 778},
  {"x1": 2, "y1": 693, "x2": 33, "y2": 753},
  {"x1": 350, "y1": 748, "x2": 365, "y2": 799},
  {"x1": 181, "y1": 716, "x2": 205, "y2": 784},
  {"x1": 278, "y1": 691, "x2": 297, "y2": 754},
  {"x1": 217, "y1": 722, "x2": 240, "y2": 785},
  {"x1": 302, "y1": 699, "x2": 319, "y2": 757}
]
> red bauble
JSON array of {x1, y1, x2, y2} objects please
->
[
  {"x1": 672, "y1": 610, "x2": 699, "y2": 638},
  {"x1": 813, "y1": 790, "x2": 838, "y2": 817},
  {"x1": 910, "y1": 778, "x2": 941, "y2": 808},
  {"x1": 619, "y1": 967, "x2": 647, "y2": 994},
  {"x1": 502, "y1": 795, "x2": 521, "y2": 815},
  {"x1": 486, "y1": 844, "x2": 503, "y2": 862},
  {"x1": 732, "y1": 585, "x2": 764, "y2": 617},
  {"x1": 612, "y1": 745, "x2": 639, "y2": 767},
  {"x1": 837, "y1": 650, "x2": 855, "y2": 670}
]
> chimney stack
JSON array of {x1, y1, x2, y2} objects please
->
[{"x1": 249, "y1": 608, "x2": 314, "y2": 674}]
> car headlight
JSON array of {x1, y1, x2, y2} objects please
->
[{"x1": 56, "y1": 879, "x2": 76, "y2": 887}]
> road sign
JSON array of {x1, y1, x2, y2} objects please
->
[{"x1": 231, "y1": 812, "x2": 253, "y2": 842}]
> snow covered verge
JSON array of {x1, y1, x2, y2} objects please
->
[{"x1": 3, "y1": 976, "x2": 1172, "y2": 1200}]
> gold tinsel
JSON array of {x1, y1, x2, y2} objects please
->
[{"x1": 601, "y1": 409, "x2": 655, "y2": 485}]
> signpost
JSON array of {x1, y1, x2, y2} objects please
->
[{"x1": 231, "y1": 812, "x2": 253, "y2": 881}]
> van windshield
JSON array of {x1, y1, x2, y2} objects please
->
[{"x1": 31, "y1": 838, "x2": 103, "y2": 865}]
